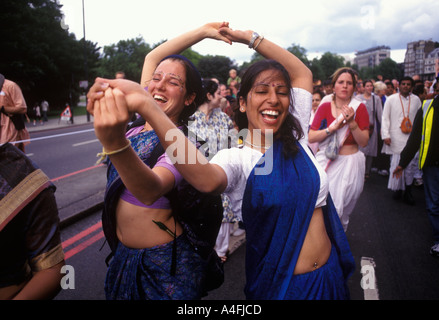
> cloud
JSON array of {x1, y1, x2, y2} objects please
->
[{"x1": 58, "y1": 0, "x2": 438, "y2": 64}]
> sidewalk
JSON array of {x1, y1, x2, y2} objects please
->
[
  {"x1": 26, "y1": 114, "x2": 105, "y2": 228},
  {"x1": 26, "y1": 115, "x2": 245, "y2": 254}
]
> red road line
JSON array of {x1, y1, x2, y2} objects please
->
[
  {"x1": 63, "y1": 231, "x2": 105, "y2": 260},
  {"x1": 62, "y1": 220, "x2": 102, "y2": 249},
  {"x1": 51, "y1": 163, "x2": 104, "y2": 182}
]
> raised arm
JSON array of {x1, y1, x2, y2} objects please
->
[
  {"x1": 88, "y1": 80, "x2": 227, "y2": 196},
  {"x1": 140, "y1": 23, "x2": 231, "y2": 86},
  {"x1": 218, "y1": 27, "x2": 313, "y2": 93}
]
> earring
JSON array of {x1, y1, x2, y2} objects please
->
[{"x1": 240, "y1": 107, "x2": 245, "y2": 112}]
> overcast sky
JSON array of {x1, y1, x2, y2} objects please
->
[{"x1": 57, "y1": 0, "x2": 438, "y2": 64}]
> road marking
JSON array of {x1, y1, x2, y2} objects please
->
[
  {"x1": 62, "y1": 221, "x2": 104, "y2": 260},
  {"x1": 73, "y1": 139, "x2": 99, "y2": 147},
  {"x1": 11, "y1": 128, "x2": 95, "y2": 144},
  {"x1": 51, "y1": 164, "x2": 104, "y2": 182},
  {"x1": 63, "y1": 231, "x2": 104, "y2": 260},
  {"x1": 360, "y1": 256, "x2": 379, "y2": 300}
]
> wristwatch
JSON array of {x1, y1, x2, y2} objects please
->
[
  {"x1": 248, "y1": 32, "x2": 260, "y2": 48},
  {"x1": 325, "y1": 128, "x2": 331, "y2": 135}
]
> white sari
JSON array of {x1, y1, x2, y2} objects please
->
[{"x1": 315, "y1": 98, "x2": 364, "y2": 231}]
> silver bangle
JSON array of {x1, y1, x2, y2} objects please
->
[
  {"x1": 325, "y1": 128, "x2": 331, "y2": 135},
  {"x1": 253, "y1": 35, "x2": 264, "y2": 50},
  {"x1": 248, "y1": 32, "x2": 260, "y2": 48}
]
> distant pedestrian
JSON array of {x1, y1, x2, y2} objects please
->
[
  {"x1": 381, "y1": 77, "x2": 422, "y2": 205},
  {"x1": 41, "y1": 100, "x2": 49, "y2": 122},
  {"x1": 188, "y1": 79, "x2": 238, "y2": 263},
  {"x1": 357, "y1": 80, "x2": 383, "y2": 178},
  {"x1": 32, "y1": 102, "x2": 42, "y2": 125},
  {"x1": 309, "y1": 67, "x2": 370, "y2": 232},
  {"x1": 0, "y1": 74, "x2": 30, "y2": 152}
]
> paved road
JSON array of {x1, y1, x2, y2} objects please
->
[
  {"x1": 54, "y1": 172, "x2": 439, "y2": 301},
  {"x1": 25, "y1": 115, "x2": 439, "y2": 300}
]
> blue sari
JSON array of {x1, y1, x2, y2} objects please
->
[
  {"x1": 103, "y1": 128, "x2": 206, "y2": 300},
  {"x1": 242, "y1": 140, "x2": 355, "y2": 300}
]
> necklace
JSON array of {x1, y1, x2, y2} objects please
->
[
  {"x1": 244, "y1": 139, "x2": 271, "y2": 150},
  {"x1": 399, "y1": 93, "x2": 411, "y2": 116}
]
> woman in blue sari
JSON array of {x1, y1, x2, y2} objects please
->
[
  {"x1": 87, "y1": 22, "x2": 355, "y2": 300},
  {"x1": 91, "y1": 23, "x2": 231, "y2": 300}
]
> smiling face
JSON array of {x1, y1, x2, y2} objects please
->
[
  {"x1": 239, "y1": 69, "x2": 290, "y2": 138},
  {"x1": 147, "y1": 59, "x2": 195, "y2": 124}
]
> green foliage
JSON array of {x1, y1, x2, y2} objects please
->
[
  {"x1": 358, "y1": 58, "x2": 403, "y2": 81},
  {"x1": 196, "y1": 55, "x2": 236, "y2": 84},
  {"x1": 318, "y1": 52, "x2": 346, "y2": 80},
  {"x1": 97, "y1": 37, "x2": 152, "y2": 82},
  {"x1": 0, "y1": 0, "x2": 101, "y2": 109}
]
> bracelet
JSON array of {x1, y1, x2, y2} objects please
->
[
  {"x1": 253, "y1": 35, "x2": 264, "y2": 50},
  {"x1": 96, "y1": 139, "x2": 131, "y2": 164},
  {"x1": 325, "y1": 127, "x2": 332, "y2": 135},
  {"x1": 248, "y1": 32, "x2": 260, "y2": 48}
]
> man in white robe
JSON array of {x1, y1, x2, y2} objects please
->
[{"x1": 381, "y1": 77, "x2": 421, "y2": 205}]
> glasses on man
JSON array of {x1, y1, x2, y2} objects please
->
[{"x1": 150, "y1": 71, "x2": 185, "y2": 90}]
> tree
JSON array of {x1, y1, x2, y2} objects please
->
[
  {"x1": 318, "y1": 52, "x2": 346, "y2": 80},
  {"x1": 309, "y1": 58, "x2": 325, "y2": 83},
  {"x1": 357, "y1": 58, "x2": 402, "y2": 81},
  {"x1": 376, "y1": 58, "x2": 402, "y2": 81},
  {"x1": 287, "y1": 44, "x2": 310, "y2": 66},
  {"x1": 97, "y1": 37, "x2": 152, "y2": 82},
  {"x1": 0, "y1": 0, "x2": 100, "y2": 108},
  {"x1": 197, "y1": 55, "x2": 236, "y2": 84}
]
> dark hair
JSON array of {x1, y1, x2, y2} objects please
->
[
  {"x1": 363, "y1": 79, "x2": 373, "y2": 87},
  {"x1": 236, "y1": 59, "x2": 304, "y2": 157},
  {"x1": 400, "y1": 76, "x2": 414, "y2": 87},
  {"x1": 312, "y1": 88, "x2": 325, "y2": 100},
  {"x1": 160, "y1": 55, "x2": 203, "y2": 125},
  {"x1": 200, "y1": 79, "x2": 219, "y2": 105},
  {"x1": 412, "y1": 83, "x2": 426, "y2": 97}
]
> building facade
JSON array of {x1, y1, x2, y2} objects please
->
[
  {"x1": 404, "y1": 40, "x2": 436, "y2": 80},
  {"x1": 354, "y1": 46, "x2": 391, "y2": 70},
  {"x1": 424, "y1": 48, "x2": 439, "y2": 79}
]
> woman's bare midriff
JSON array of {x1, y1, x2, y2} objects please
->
[
  {"x1": 294, "y1": 207, "x2": 332, "y2": 275},
  {"x1": 339, "y1": 144, "x2": 358, "y2": 155},
  {"x1": 115, "y1": 199, "x2": 183, "y2": 249}
]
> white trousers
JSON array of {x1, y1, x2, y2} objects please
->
[
  {"x1": 317, "y1": 150, "x2": 365, "y2": 232},
  {"x1": 387, "y1": 154, "x2": 418, "y2": 191}
]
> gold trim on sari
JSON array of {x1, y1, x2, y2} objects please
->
[{"x1": 0, "y1": 169, "x2": 51, "y2": 232}]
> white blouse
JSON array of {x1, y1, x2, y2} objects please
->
[{"x1": 210, "y1": 88, "x2": 329, "y2": 221}]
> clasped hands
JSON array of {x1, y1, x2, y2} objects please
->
[
  {"x1": 86, "y1": 78, "x2": 151, "y2": 152},
  {"x1": 329, "y1": 104, "x2": 356, "y2": 131}
]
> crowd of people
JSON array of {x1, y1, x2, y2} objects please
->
[{"x1": 1, "y1": 22, "x2": 438, "y2": 300}]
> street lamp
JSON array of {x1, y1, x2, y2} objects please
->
[{"x1": 82, "y1": 0, "x2": 90, "y2": 122}]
